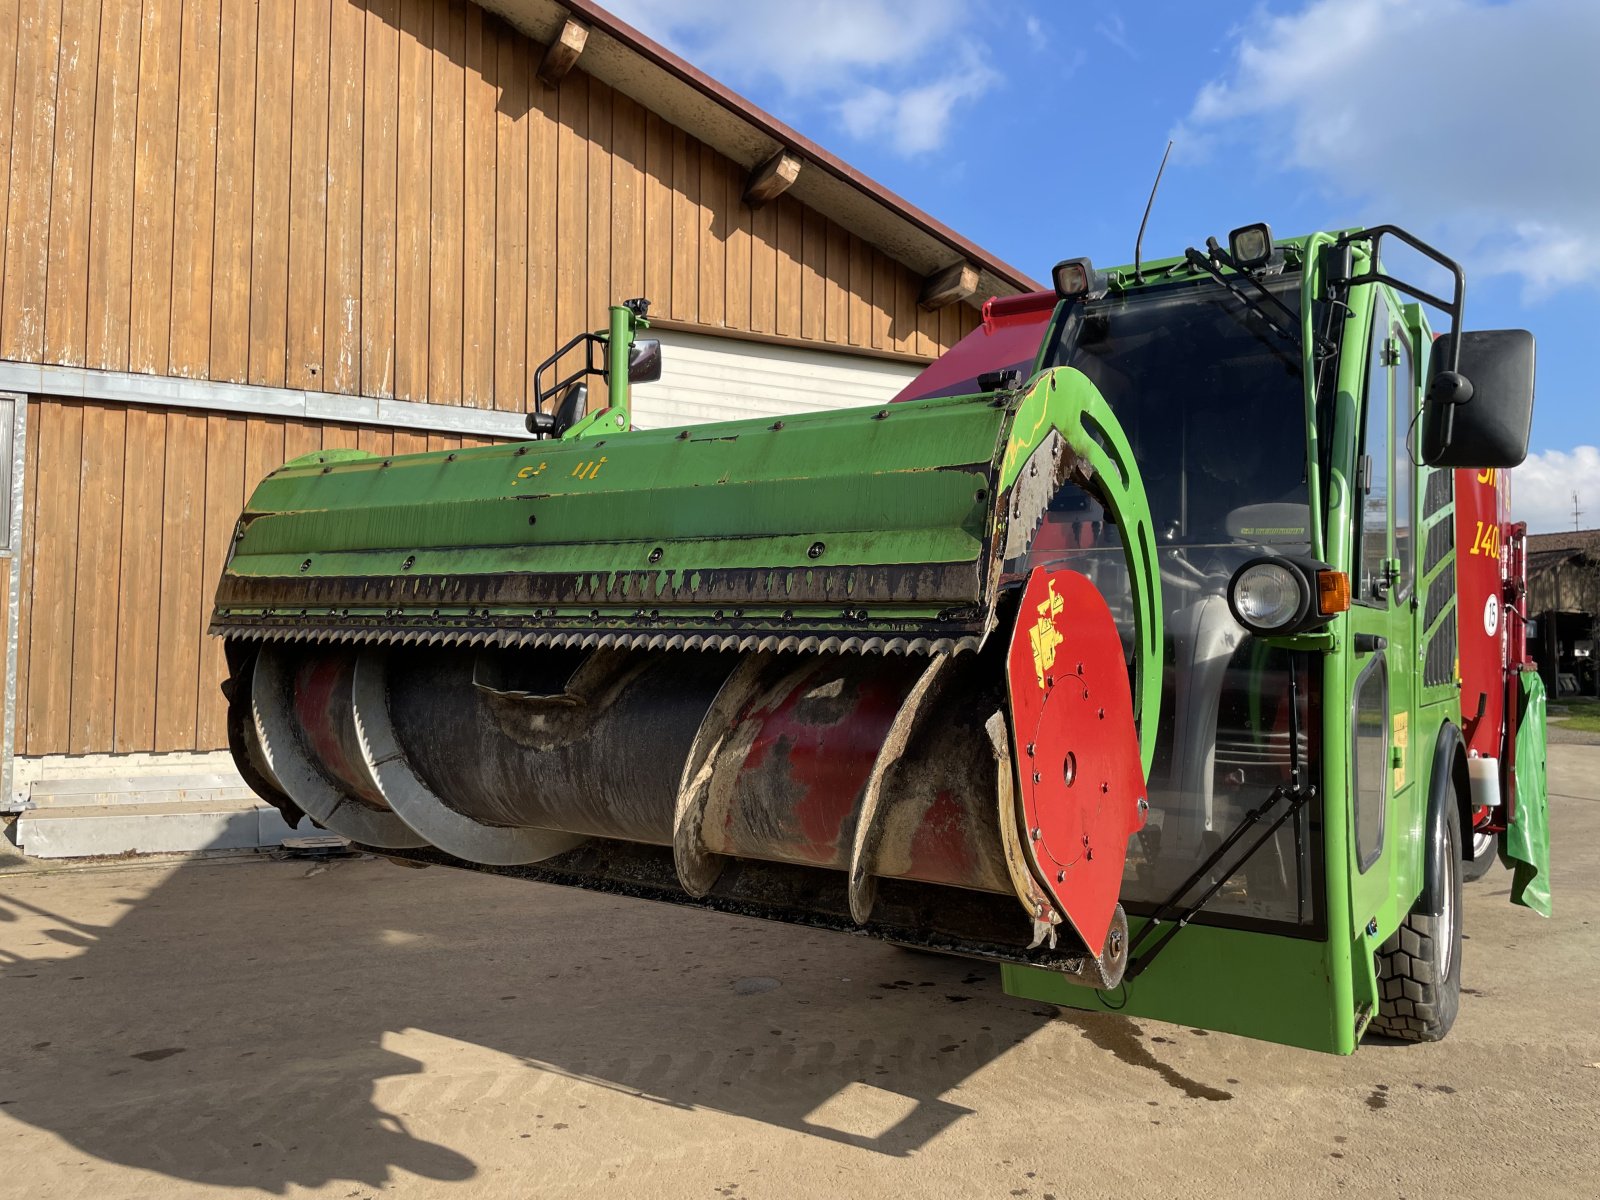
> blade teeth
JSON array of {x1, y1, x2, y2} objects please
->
[{"x1": 218, "y1": 619, "x2": 986, "y2": 658}]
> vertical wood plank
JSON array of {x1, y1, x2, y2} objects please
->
[
  {"x1": 668, "y1": 129, "x2": 695, "y2": 322},
  {"x1": 325, "y1": 0, "x2": 366, "y2": 394},
  {"x1": 195, "y1": 413, "x2": 245, "y2": 748},
  {"x1": 243, "y1": 415, "x2": 286, "y2": 491},
  {"x1": 42, "y1": 0, "x2": 101, "y2": 365},
  {"x1": 286, "y1": 0, "x2": 330, "y2": 390},
  {"x1": 800, "y1": 205, "x2": 825, "y2": 342},
  {"x1": 319, "y1": 422, "x2": 361, "y2": 451},
  {"x1": 696, "y1": 147, "x2": 723, "y2": 327},
  {"x1": 461, "y1": 3, "x2": 496, "y2": 407},
  {"x1": 209, "y1": 0, "x2": 258, "y2": 382},
  {"x1": 24, "y1": 402, "x2": 82, "y2": 754},
  {"x1": 824, "y1": 220, "x2": 848, "y2": 345},
  {"x1": 393, "y1": 0, "x2": 431, "y2": 400},
  {"x1": 248, "y1": 0, "x2": 295, "y2": 387},
  {"x1": 113, "y1": 406, "x2": 167, "y2": 752},
  {"x1": 846, "y1": 234, "x2": 868, "y2": 347},
  {"x1": 426, "y1": 432, "x2": 461, "y2": 453},
  {"x1": 749, "y1": 180, "x2": 776, "y2": 334},
  {"x1": 723, "y1": 152, "x2": 750, "y2": 333},
  {"x1": 427, "y1": 0, "x2": 464, "y2": 403},
  {"x1": 69, "y1": 404, "x2": 126, "y2": 753},
  {"x1": 85, "y1": 0, "x2": 143, "y2": 372},
  {"x1": 281, "y1": 418, "x2": 321, "y2": 463},
  {"x1": 154, "y1": 410, "x2": 207, "y2": 750},
  {"x1": 0, "y1": 0, "x2": 19, "y2": 326},
  {"x1": 915, "y1": 288, "x2": 939, "y2": 357},
  {"x1": 553, "y1": 70, "x2": 586, "y2": 360},
  {"x1": 939, "y1": 298, "x2": 960, "y2": 355},
  {"x1": 585, "y1": 77, "x2": 612, "y2": 408},
  {"x1": 168, "y1": 0, "x2": 222, "y2": 376},
  {"x1": 493, "y1": 21, "x2": 529, "y2": 412},
  {"x1": 360, "y1": 0, "x2": 399, "y2": 398},
  {"x1": 128, "y1": 0, "x2": 184, "y2": 373},
  {"x1": 0, "y1": 0, "x2": 64, "y2": 361},
  {"x1": 894, "y1": 267, "x2": 916, "y2": 354},
  {"x1": 775, "y1": 194, "x2": 801, "y2": 338},
  {"x1": 641, "y1": 109, "x2": 670, "y2": 323},
  {"x1": 357, "y1": 425, "x2": 394, "y2": 455},
  {"x1": 870, "y1": 249, "x2": 891, "y2": 350},
  {"x1": 393, "y1": 429, "x2": 429, "y2": 456},
  {"x1": 526, "y1": 64, "x2": 557, "y2": 392},
  {"x1": 610, "y1": 92, "x2": 645, "y2": 316}
]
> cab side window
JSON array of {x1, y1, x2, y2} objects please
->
[{"x1": 1391, "y1": 317, "x2": 1415, "y2": 598}]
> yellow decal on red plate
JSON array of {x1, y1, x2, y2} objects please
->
[{"x1": 1029, "y1": 578, "x2": 1065, "y2": 689}]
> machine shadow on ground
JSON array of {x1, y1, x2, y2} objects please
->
[{"x1": 0, "y1": 840, "x2": 1060, "y2": 1194}]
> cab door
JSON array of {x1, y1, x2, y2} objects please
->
[{"x1": 1346, "y1": 288, "x2": 1417, "y2": 933}]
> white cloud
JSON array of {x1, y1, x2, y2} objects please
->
[
  {"x1": 1513, "y1": 447, "x2": 1600, "y2": 534},
  {"x1": 601, "y1": 0, "x2": 1001, "y2": 155},
  {"x1": 1181, "y1": 0, "x2": 1600, "y2": 296}
]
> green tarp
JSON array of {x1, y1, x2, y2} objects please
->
[{"x1": 1504, "y1": 669, "x2": 1552, "y2": 917}]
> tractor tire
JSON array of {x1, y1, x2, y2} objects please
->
[
  {"x1": 1370, "y1": 802, "x2": 1463, "y2": 1042},
  {"x1": 1462, "y1": 824, "x2": 1497, "y2": 882}
]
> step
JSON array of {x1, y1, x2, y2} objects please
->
[{"x1": 13, "y1": 799, "x2": 308, "y2": 859}]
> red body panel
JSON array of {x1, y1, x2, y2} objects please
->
[
  {"x1": 1455, "y1": 466, "x2": 1512, "y2": 761},
  {"x1": 893, "y1": 291, "x2": 1056, "y2": 404}
]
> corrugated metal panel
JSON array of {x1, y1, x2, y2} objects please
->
[{"x1": 634, "y1": 330, "x2": 922, "y2": 428}]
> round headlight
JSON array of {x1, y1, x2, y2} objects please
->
[{"x1": 1230, "y1": 561, "x2": 1307, "y2": 632}]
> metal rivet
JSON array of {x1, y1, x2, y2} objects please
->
[
  {"x1": 300, "y1": 559, "x2": 312, "y2": 572},
  {"x1": 1032, "y1": 771, "x2": 1041, "y2": 783},
  {"x1": 808, "y1": 541, "x2": 825, "y2": 559},
  {"x1": 1056, "y1": 870, "x2": 1065, "y2": 883},
  {"x1": 528, "y1": 514, "x2": 537, "y2": 525},
  {"x1": 648, "y1": 547, "x2": 663, "y2": 563},
  {"x1": 1097, "y1": 707, "x2": 1105, "y2": 719},
  {"x1": 401, "y1": 555, "x2": 415, "y2": 571},
  {"x1": 1030, "y1": 827, "x2": 1042, "y2": 841},
  {"x1": 677, "y1": 430, "x2": 691, "y2": 440},
  {"x1": 1100, "y1": 781, "x2": 1110, "y2": 794},
  {"x1": 770, "y1": 420, "x2": 784, "y2": 431},
  {"x1": 873, "y1": 409, "x2": 888, "y2": 420},
  {"x1": 1137, "y1": 797, "x2": 1149, "y2": 814},
  {"x1": 1026, "y1": 741, "x2": 1036, "y2": 757},
  {"x1": 446, "y1": 453, "x2": 456, "y2": 461}
]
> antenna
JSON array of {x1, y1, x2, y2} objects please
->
[
  {"x1": 1133, "y1": 140, "x2": 1174, "y2": 285},
  {"x1": 1574, "y1": 490, "x2": 1584, "y2": 532}
]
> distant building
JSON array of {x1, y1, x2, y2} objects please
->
[{"x1": 1526, "y1": 529, "x2": 1600, "y2": 696}]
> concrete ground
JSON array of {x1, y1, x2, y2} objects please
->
[{"x1": 1, "y1": 750, "x2": 1597, "y2": 1200}]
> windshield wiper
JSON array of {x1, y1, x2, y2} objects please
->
[{"x1": 1182, "y1": 240, "x2": 1333, "y2": 361}]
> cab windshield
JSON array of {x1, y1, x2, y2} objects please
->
[{"x1": 1025, "y1": 274, "x2": 1323, "y2": 932}]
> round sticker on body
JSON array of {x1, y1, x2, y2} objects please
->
[{"x1": 1483, "y1": 593, "x2": 1500, "y2": 638}]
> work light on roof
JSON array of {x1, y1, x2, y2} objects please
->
[
  {"x1": 1228, "y1": 222, "x2": 1275, "y2": 269},
  {"x1": 1052, "y1": 257, "x2": 1096, "y2": 299}
]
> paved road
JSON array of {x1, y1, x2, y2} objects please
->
[{"x1": 1, "y1": 747, "x2": 1597, "y2": 1199}]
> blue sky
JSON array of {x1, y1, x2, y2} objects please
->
[{"x1": 607, "y1": 0, "x2": 1597, "y2": 534}]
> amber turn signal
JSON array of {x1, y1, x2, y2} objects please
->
[{"x1": 1316, "y1": 569, "x2": 1351, "y2": 615}]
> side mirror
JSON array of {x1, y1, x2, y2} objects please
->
[
  {"x1": 1422, "y1": 329, "x2": 1535, "y2": 468},
  {"x1": 628, "y1": 338, "x2": 662, "y2": 384}
]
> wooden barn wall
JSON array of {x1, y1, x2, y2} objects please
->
[
  {"x1": 14, "y1": 395, "x2": 500, "y2": 757},
  {"x1": 0, "y1": 0, "x2": 980, "y2": 418}
]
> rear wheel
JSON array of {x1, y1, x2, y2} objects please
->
[
  {"x1": 1370, "y1": 802, "x2": 1463, "y2": 1042},
  {"x1": 1462, "y1": 823, "x2": 1497, "y2": 882}
]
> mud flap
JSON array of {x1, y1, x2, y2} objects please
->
[{"x1": 1004, "y1": 568, "x2": 1146, "y2": 964}]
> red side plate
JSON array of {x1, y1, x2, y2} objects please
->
[{"x1": 1005, "y1": 568, "x2": 1147, "y2": 953}]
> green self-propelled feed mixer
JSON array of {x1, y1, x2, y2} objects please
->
[{"x1": 215, "y1": 223, "x2": 1547, "y2": 1052}]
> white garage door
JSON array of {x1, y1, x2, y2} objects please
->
[{"x1": 630, "y1": 329, "x2": 923, "y2": 430}]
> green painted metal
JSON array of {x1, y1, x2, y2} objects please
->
[{"x1": 1508, "y1": 669, "x2": 1551, "y2": 916}]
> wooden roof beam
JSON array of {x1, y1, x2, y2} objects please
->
[
  {"x1": 538, "y1": 15, "x2": 590, "y2": 86},
  {"x1": 919, "y1": 260, "x2": 980, "y2": 310},
  {"x1": 744, "y1": 150, "x2": 803, "y2": 208}
]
